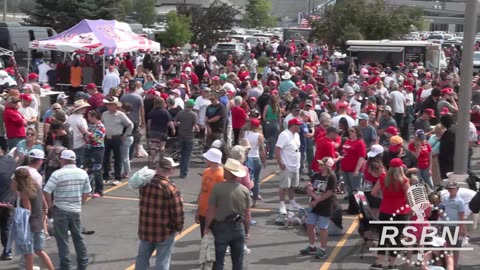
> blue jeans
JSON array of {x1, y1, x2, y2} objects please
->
[
  {"x1": 212, "y1": 222, "x2": 245, "y2": 270},
  {"x1": 247, "y1": 157, "x2": 262, "y2": 200},
  {"x1": 134, "y1": 234, "x2": 175, "y2": 270},
  {"x1": 178, "y1": 137, "x2": 194, "y2": 177},
  {"x1": 121, "y1": 136, "x2": 134, "y2": 175},
  {"x1": 73, "y1": 146, "x2": 85, "y2": 168},
  {"x1": 0, "y1": 208, "x2": 12, "y2": 256},
  {"x1": 419, "y1": 168, "x2": 434, "y2": 190},
  {"x1": 85, "y1": 147, "x2": 104, "y2": 194},
  {"x1": 342, "y1": 171, "x2": 363, "y2": 196},
  {"x1": 53, "y1": 208, "x2": 88, "y2": 270},
  {"x1": 263, "y1": 121, "x2": 279, "y2": 159}
]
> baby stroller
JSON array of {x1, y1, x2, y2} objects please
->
[{"x1": 353, "y1": 191, "x2": 379, "y2": 259}]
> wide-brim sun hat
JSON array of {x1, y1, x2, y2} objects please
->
[
  {"x1": 203, "y1": 148, "x2": 223, "y2": 164},
  {"x1": 281, "y1": 72, "x2": 292, "y2": 80},
  {"x1": 72, "y1": 100, "x2": 91, "y2": 112},
  {"x1": 223, "y1": 158, "x2": 247, "y2": 177}
]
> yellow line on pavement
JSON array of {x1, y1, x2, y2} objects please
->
[
  {"x1": 319, "y1": 219, "x2": 359, "y2": 270},
  {"x1": 125, "y1": 223, "x2": 200, "y2": 270},
  {"x1": 260, "y1": 170, "x2": 279, "y2": 184},
  {"x1": 86, "y1": 182, "x2": 129, "y2": 202}
]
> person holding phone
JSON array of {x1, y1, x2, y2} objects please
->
[{"x1": 300, "y1": 157, "x2": 337, "y2": 259}]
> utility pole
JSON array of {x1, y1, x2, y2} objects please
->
[
  {"x1": 451, "y1": 0, "x2": 479, "y2": 184},
  {"x1": 3, "y1": 0, "x2": 6, "y2": 23}
]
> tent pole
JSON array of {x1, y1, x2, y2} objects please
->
[{"x1": 102, "y1": 54, "x2": 105, "y2": 78}]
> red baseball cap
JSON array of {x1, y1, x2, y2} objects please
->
[
  {"x1": 424, "y1": 108, "x2": 436, "y2": 118},
  {"x1": 360, "y1": 81, "x2": 369, "y2": 87},
  {"x1": 389, "y1": 158, "x2": 405, "y2": 168},
  {"x1": 20, "y1": 94, "x2": 32, "y2": 102},
  {"x1": 27, "y1": 73, "x2": 38, "y2": 81},
  {"x1": 251, "y1": 80, "x2": 258, "y2": 86},
  {"x1": 250, "y1": 118, "x2": 260, "y2": 127},
  {"x1": 404, "y1": 85, "x2": 414, "y2": 92},
  {"x1": 338, "y1": 103, "x2": 348, "y2": 109},
  {"x1": 288, "y1": 117, "x2": 303, "y2": 126},
  {"x1": 441, "y1": 88, "x2": 453, "y2": 95},
  {"x1": 86, "y1": 83, "x2": 97, "y2": 90},
  {"x1": 440, "y1": 107, "x2": 450, "y2": 115},
  {"x1": 386, "y1": 126, "x2": 398, "y2": 136},
  {"x1": 306, "y1": 84, "x2": 314, "y2": 90}
]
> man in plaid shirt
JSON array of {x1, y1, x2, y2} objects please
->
[{"x1": 135, "y1": 158, "x2": 184, "y2": 270}]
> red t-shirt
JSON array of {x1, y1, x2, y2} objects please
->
[
  {"x1": 231, "y1": 106, "x2": 247, "y2": 129},
  {"x1": 88, "y1": 92, "x2": 104, "y2": 110},
  {"x1": 238, "y1": 70, "x2": 249, "y2": 81},
  {"x1": 364, "y1": 164, "x2": 384, "y2": 183},
  {"x1": 340, "y1": 139, "x2": 366, "y2": 172},
  {"x1": 408, "y1": 142, "x2": 432, "y2": 169},
  {"x1": 3, "y1": 107, "x2": 25, "y2": 138},
  {"x1": 379, "y1": 174, "x2": 409, "y2": 215},
  {"x1": 311, "y1": 136, "x2": 337, "y2": 172}
]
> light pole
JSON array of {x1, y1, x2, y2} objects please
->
[
  {"x1": 3, "y1": 0, "x2": 6, "y2": 22},
  {"x1": 451, "y1": 0, "x2": 479, "y2": 184}
]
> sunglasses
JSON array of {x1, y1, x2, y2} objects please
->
[
  {"x1": 53, "y1": 108, "x2": 61, "y2": 110},
  {"x1": 10, "y1": 100, "x2": 20, "y2": 103},
  {"x1": 26, "y1": 133, "x2": 35, "y2": 136}
]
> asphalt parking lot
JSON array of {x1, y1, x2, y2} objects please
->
[{"x1": 2, "y1": 151, "x2": 480, "y2": 270}]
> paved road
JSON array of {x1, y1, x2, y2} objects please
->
[{"x1": 2, "y1": 149, "x2": 480, "y2": 270}]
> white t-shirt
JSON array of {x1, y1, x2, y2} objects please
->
[
  {"x1": 421, "y1": 88, "x2": 433, "y2": 99},
  {"x1": 37, "y1": 63, "x2": 51, "y2": 84},
  {"x1": 440, "y1": 188, "x2": 476, "y2": 218},
  {"x1": 18, "y1": 166, "x2": 43, "y2": 187},
  {"x1": 349, "y1": 98, "x2": 362, "y2": 115},
  {"x1": 18, "y1": 106, "x2": 38, "y2": 129},
  {"x1": 275, "y1": 129, "x2": 301, "y2": 172},
  {"x1": 194, "y1": 96, "x2": 211, "y2": 127},
  {"x1": 389, "y1": 90, "x2": 406, "y2": 114},
  {"x1": 66, "y1": 113, "x2": 88, "y2": 149},
  {"x1": 469, "y1": 122, "x2": 477, "y2": 143},
  {"x1": 209, "y1": 55, "x2": 217, "y2": 71},
  {"x1": 175, "y1": 97, "x2": 184, "y2": 110},
  {"x1": 403, "y1": 91, "x2": 414, "y2": 106}
]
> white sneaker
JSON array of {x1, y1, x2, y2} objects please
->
[
  {"x1": 244, "y1": 245, "x2": 251, "y2": 254},
  {"x1": 288, "y1": 201, "x2": 301, "y2": 211},
  {"x1": 33, "y1": 266, "x2": 40, "y2": 270},
  {"x1": 111, "y1": 180, "x2": 121, "y2": 186},
  {"x1": 226, "y1": 246, "x2": 231, "y2": 254},
  {"x1": 279, "y1": 203, "x2": 287, "y2": 215}
]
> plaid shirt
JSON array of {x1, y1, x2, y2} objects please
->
[{"x1": 138, "y1": 174, "x2": 184, "y2": 242}]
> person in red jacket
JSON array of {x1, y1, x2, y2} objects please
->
[
  {"x1": 4, "y1": 95, "x2": 27, "y2": 150},
  {"x1": 184, "y1": 67, "x2": 199, "y2": 86},
  {"x1": 231, "y1": 96, "x2": 248, "y2": 145}
]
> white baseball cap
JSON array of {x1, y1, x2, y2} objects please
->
[
  {"x1": 28, "y1": 149, "x2": 46, "y2": 159},
  {"x1": 203, "y1": 148, "x2": 223, "y2": 164},
  {"x1": 367, "y1": 144, "x2": 384, "y2": 158},
  {"x1": 60, "y1": 150, "x2": 76, "y2": 161},
  {"x1": 211, "y1": 139, "x2": 223, "y2": 149}
]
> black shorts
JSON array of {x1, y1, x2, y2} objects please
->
[{"x1": 365, "y1": 191, "x2": 381, "y2": 209}]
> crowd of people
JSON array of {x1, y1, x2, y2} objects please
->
[{"x1": 0, "y1": 35, "x2": 479, "y2": 270}]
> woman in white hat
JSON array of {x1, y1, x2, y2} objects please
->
[{"x1": 196, "y1": 148, "x2": 224, "y2": 238}]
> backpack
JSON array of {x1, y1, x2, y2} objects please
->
[
  {"x1": 469, "y1": 191, "x2": 480, "y2": 214},
  {"x1": 46, "y1": 146, "x2": 67, "y2": 169}
]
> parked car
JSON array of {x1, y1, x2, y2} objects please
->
[
  {"x1": 474, "y1": 51, "x2": 480, "y2": 74},
  {"x1": 213, "y1": 42, "x2": 247, "y2": 65}
]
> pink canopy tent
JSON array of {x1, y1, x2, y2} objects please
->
[{"x1": 29, "y1": 19, "x2": 161, "y2": 55}]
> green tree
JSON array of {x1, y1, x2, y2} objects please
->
[
  {"x1": 94, "y1": 0, "x2": 121, "y2": 20},
  {"x1": 243, "y1": 0, "x2": 277, "y2": 28},
  {"x1": 133, "y1": 0, "x2": 156, "y2": 26},
  {"x1": 118, "y1": 0, "x2": 134, "y2": 20},
  {"x1": 24, "y1": 0, "x2": 98, "y2": 31},
  {"x1": 157, "y1": 11, "x2": 192, "y2": 48},
  {"x1": 310, "y1": 0, "x2": 426, "y2": 49},
  {"x1": 178, "y1": 0, "x2": 239, "y2": 48}
]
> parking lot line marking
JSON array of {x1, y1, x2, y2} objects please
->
[
  {"x1": 85, "y1": 182, "x2": 129, "y2": 202},
  {"x1": 260, "y1": 170, "x2": 279, "y2": 184},
  {"x1": 103, "y1": 195, "x2": 139, "y2": 201},
  {"x1": 125, "y1": 223, "x2": 200, "y2": 270},
  {"x1": 319, "y1": 219, "x2": 358, "y2": 270}
]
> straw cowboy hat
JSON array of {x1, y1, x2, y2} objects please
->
[
  {"x1": 72, "y1": 99, "x2": 91, "y2": 112},
  {"x1": 103, "y1": 96, "x2": 122, "y2": 106},
  {"x1": 223, "y1": 158, "x2": 246, "y2": 177}
]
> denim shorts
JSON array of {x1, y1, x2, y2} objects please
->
[
  {"x1": 18, "y1": 231, "x2": 46, "y2": 255},
  {"x1": 305, "y1": 212, "x2": 329, "y2": 229}
]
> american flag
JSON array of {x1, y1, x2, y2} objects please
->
[{"x1": 298, "y1": 12, "x2": 320, "y2": 28}]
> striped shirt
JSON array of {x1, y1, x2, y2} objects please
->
[{"x1": 44, "y1": 164, "x2": 91, "y2": 213}]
